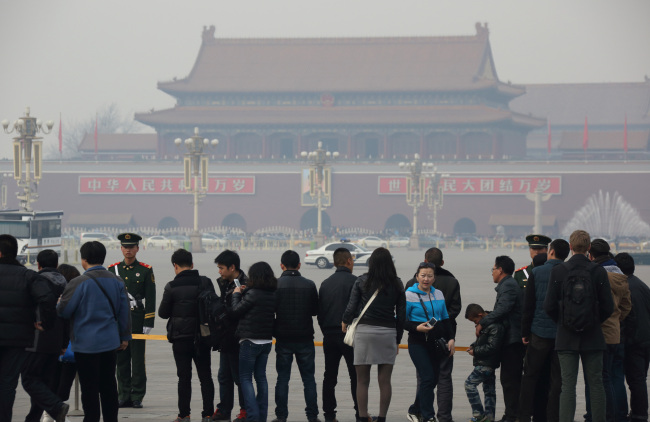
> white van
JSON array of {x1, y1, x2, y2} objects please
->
[{"x1": 80, "y1": 232, "x2": 110, "y2": 243}]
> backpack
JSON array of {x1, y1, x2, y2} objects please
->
[
  {"x1": 197, "y1": 279, "x2": 228, "y2": 350},
  {"x1": 561, "y1": 262, "x2": 599, "y2": 333}
]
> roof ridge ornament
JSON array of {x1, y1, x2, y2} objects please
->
[
  {"x1": 202, "y1": 25, "x2": 216, "y2": 43},
  {"x1": 475, "y1": 22, "x2": 489, "y2": 37}
]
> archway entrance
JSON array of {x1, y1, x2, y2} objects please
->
[
  {"x1": 222, "y1": 213, "x2": 247, "y2": 232},
  {"x1": 384, "y1": 213, "x2": 411, "y2": 235},
  {"x1": 453, "y1": 217, "x2": 476, "y2": 234},
  {"x1": 158, "y1": 216, "x2": 179, "y2": 230},
  {"x1": 300, "y1": 208, "x2": 331, "y2": 232}
]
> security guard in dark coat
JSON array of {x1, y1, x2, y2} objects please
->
[
  {"x1": 513, "y1": 234, "x2": 551, "y2": 289},
  {"x1": 108, "y1": 233, "x2": 155, "y2": 409}
]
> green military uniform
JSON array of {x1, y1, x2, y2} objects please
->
[
  {"x1": 513, "y1": 234, "x2": 552, "y2": 289},
  {"x1": 108, "y1": 233, "x2": 155, "y2": 408}
]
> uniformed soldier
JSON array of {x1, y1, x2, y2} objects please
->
[
  {"x1": 108, "y1": 233, "x2": 155, "y2": 409},
  {"x1": 513, "y1": 234, "x2": 552, "y2": 289}
]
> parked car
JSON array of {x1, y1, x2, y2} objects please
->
[
  {"x1": 98, "y1": 236, "x2": 120, "y2": 249},
  {"x1": 455, "y1": 235, "x2": 485, "y2": 248},
  {"x1": 305, "y1": 241, "x2": 371, "y2": 269},
  {"x1": 202, "y1": 233, "x2": 226, "y2": 247},
  {"x1": 418, "y1": 234, "x2": 446, "y2": 249},
  {"x1": 146, "y1": 235, "x2": 172, "y2": 249},
  {"x1": 168, "y1": 235, "x2": 191, "y2": 249},
  {"x1": 80, "y1": 232, "x2": 109, "y2": 243},
  {"x1": 356, "y1": 236, "x2": 388, "y2": 248},
  {"x1": 389, "y1": 236, "x2": 410, "y2": 247}
]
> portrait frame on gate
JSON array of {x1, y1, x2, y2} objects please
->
[{"x1": 301, "y1": 168, "x2": 332, "y2": 207}]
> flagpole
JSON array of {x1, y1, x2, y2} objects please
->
[{"x1": 58, "y1": 112, "x2": 62, "y2": 163}]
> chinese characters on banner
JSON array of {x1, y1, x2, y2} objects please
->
[
  {"x1": 378, "y1": 176, "x2": 561, "y2": 195},
  {"x1": 79, "y1": 176, "x2": 255, "y2": 194}
]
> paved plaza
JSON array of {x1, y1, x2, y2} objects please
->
[{"x1": 12, "y1": 247, "x2": 650, "y2": 421}]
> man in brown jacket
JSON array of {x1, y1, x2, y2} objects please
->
[{"x1": 585, "y1": 239, "x2": 631, "y2": 422}]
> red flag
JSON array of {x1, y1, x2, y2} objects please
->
[
  {"x1": 58, "y1": 114, "x2": 62, "y2": 153},
  {"x1": 582, "y1": 116, "x2": 589, "y2": 151},
  {"x1": 547, "y1": 118, "x2": 552, "y2": 153},
  {"x1": 623, "y1": 114, "x2": 627, "y2": 154},
  {"x1": 94, "y1": 114, "x2": 98, "y2": 155}
]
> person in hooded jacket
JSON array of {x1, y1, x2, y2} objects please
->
[
  {"x1": 584, "y1": 240, "x2": 631, "y2": 422},
  {"x1": 21, "y1": 249, "x2": 70, "y2": 422}
]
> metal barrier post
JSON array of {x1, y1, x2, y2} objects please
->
[{"x1": 67, "y1": 373, "x2": 84, "y2": 416}]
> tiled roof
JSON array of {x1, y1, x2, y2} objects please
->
[
  {"x1": 135, "y1": 105, "x2": 543, "y2": 127},
  {"x1": 510, "y1": 80, "x2": 650, "y2": 126},
  {"x1": 158, "y1": 23, "x2": 522, "y2": 95},
  {"x1": 78, "y1": 133, "x2": 158, "y2": 152}
]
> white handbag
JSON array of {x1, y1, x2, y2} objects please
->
[{"x1": 343, "y1": 289, "x2": 379, "y2": 347}]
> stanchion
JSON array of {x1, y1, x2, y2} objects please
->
[{"x1": 68, "y1": 374, "x2": 83, "y2": 416}]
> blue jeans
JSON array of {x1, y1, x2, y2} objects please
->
[
  {"x1": 239, "y1": 341, "x2": 272, "y2": 422},
  {"x1": 465, "y1": 366, "x2": 496, "y2": 420},
  {"x1": 218, "y1": 350, "x2": 245, "y2": 415},
  {"x1": 408, "y1": 342, "x2": 440, "y2": 420},
  {"x1": 274, "y1": 341, "x2": 319, "y2": 420}
]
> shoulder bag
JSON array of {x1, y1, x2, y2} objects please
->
[{"x1": 343, "y1": 288, "x2": 379, "y2": 347}]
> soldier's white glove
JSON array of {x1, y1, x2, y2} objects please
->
[
  {"x1": 142, "y1": 327, "x2": 152, "y2": 335},
  {"x1": 128, "y1": 293, "x2": 137, "y2": 309}
]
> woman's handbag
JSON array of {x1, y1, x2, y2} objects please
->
[{"x1": 343, "y1": 289, "x2": 379, "y2": 347}]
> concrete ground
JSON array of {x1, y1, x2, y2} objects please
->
[{"x1": 12, "y1": 247, "x2": 650, "y2": 421}]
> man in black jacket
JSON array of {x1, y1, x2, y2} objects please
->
[
  {"x1": 0, "y1": 234, "x2": 56, "y2": 420},
  {"x1": 317, "y1": 248, "x2": 359, "y2": 422},
  {"x1": 21, "y1": 249, "x2": 70, "y2": 422},
  {"x1": 272, "y1": 250, "x2": 320, "y2": 422},
  {"x1": 544, "y1": 230, "x2": 614, "y2": 422},
  {"x1": 615, "y1": 252, "x2": 650, "y2": 422},
  {"x1": 476, "y1": 255, "x2": 523, "y2": 422},
  {"x1": 212, "y1": 250, "x2": 248, "y2": 422},
  {"x1": 404, "y1": 247, "x2": 461, "y2": 422},
  {"x1": 159, "y1": 249, "x2": 216, "y2": 422}
]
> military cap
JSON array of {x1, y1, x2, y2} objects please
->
[
  {"x1": 525, "y1": 234, "x2": 551, "y2": 248},
  {"x1": 117, "y1": 232, "x2": 142, "y2": 246}
]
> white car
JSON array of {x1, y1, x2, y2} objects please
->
[
  {"x1": 146, "y1": 235, "x2": 172, "y2": 249},
  {"x1": 98, "y1": 236, "x2": 120, "y2": 249},
  {"x1": 304, "y1": 242, "x2": 372, "y2": 269},
  {"x1": 80, "y1": 232, "x2": 109, "y2": 243},
  {"x1": 202, "y1": 233, "x2": 226, "y2": 248},
  {"x1": 357, "y1": 236, "x2": 388, "y2": 248}
]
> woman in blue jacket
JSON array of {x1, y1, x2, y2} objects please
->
[{"x1": 404, "y1": 262, "x2": 455, "y2": 422}]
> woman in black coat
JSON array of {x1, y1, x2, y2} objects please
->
[{"x1": 229, "y1": 261, "x2": 277, "y2": 422}]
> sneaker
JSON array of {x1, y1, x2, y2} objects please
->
[
  {"x1": 53, "y1": 403, "x2": 69, "y2": 422},
  {"x1": 212, "y1": 410, "x2": 231, "y2": 422},
  {"x1": 425, "y1": 419, "x2": 437, "y2": 422},
  {"x1": 271, "y1": 419, "x2": 287, "y2": 422},
  {"x1": 234, "y1": 409, "x2": 247, "y2": 422},
  {"x1": 42, "y1": 412, "x2": 55, "y2": 422},
  {"x1": 407, "y1": 413, "x2": 423, "y2": 422},
  {"x1": 173, "y1": 417, "x2": 191, "y2": 422}
]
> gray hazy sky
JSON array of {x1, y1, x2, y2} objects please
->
[{"x1": 1, "y1": 0, "x2": 649, "y2": 159}]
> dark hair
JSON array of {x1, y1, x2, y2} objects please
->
[
  {"x1": 465, "y1": 303, "x2": 485, "y2": 319},
  {"x1": 171, "y1": 248, "x2": 193, "y2": 268},
  {"x1": 494, "y1": 255, "x2": 515, "y2": 275},
  {"x1": 37, "y1": 249, "x2": 59, "y2": 268},
  {"x1": 280, "y1": 250, "x2": 300, "y2": 269},
  {"x1": 80, "y1": 241, "x2": 106, "y2": 265},
  {"x1": 614, "y1": 252, "x2": 635, "y2": 276},
  {"x1": 214, "y1": 249, "x2": 240, "y2": 270},
  {"x1": 365, "y1": 247, "x2": 400, "y2": 292},
  {"x1": 590, "y1": 239, "x2": 611, "y2": 258},
  {"x1": 549, "y1": 238, "x2": 570, "y2": 261},
  {"x1": 532, "y1": 253, "x2": 547, "y2": 267},
  {"x1": 424, "y1": 247, "x2": 443, "y2": 266},
  {"x1": 247, "y1": 261, "x2": 277, "y2": 290},
  {"x1": 333, "y1": 247, "x2": 352, "y2": 267},
  {"x1": 0, "y1": 234, "x2": 18, "y2": 259},
  {"x1": 57, "y1": 264, "x2": 81, "y2": 282}
]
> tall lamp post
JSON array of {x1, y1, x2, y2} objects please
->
[
  {"x1": 427, "y1": 166, "x2": 445, "y2": 234},
  {"x1": 400, "y1": 154, "x2": 433, "y2": 250},
  {"x1": 175, "y1": 127, "x2": 218, "y2": 253},
  {"x1": 301, "y1": 141, "x2": 338, "y2": 246},
  {"x1": 2, "y1": 107, "x2": 53, "y2": 211}
]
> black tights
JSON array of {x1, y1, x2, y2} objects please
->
[{"x1": 355, "y1": 364, "x2": 394, "y2": 418}]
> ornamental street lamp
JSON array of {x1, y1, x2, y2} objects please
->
[
  {"x1": 301, "y1": 141, "x2": 338, "y2": 246},
  {"x1": 426, "y1": 166, "x2": 446, "y2": 235},
  {"x1": 2, "y1": 107, "x2": 53, "y2": 211},
  {"x1": 399, "y1": 154, "x2": 433, "y2": 250},
  {"x1": 175, "y1": 127, "x2": 218, "y2": 253}
]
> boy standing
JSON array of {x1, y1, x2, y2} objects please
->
[{"x1": 465, "y1": 304, "x2": 505, "y2": 422}]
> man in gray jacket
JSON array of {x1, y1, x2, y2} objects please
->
[{"x1": 475, "y1": 255, "x2": 523, "y2": 422}]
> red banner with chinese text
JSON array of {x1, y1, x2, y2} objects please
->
[
  {"x1": 79, "y1": 176, "x2": 255, "y2": 194},
  {"x1": 378, "y1": 176, "x2": 561, "y2": 195}
]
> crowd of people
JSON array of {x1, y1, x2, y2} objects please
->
[{"x1": 0, "y1": 229, "x2": 649, "y2": 422}]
